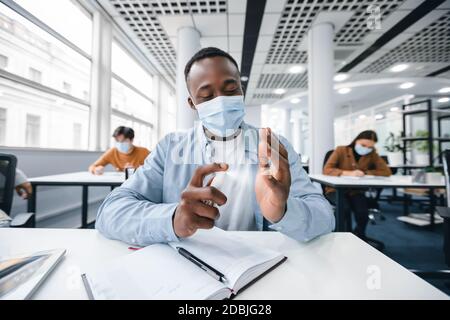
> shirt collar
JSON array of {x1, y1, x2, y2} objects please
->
[{"x1": 194, "y1": 121, "x2": 259, "y2": 163}]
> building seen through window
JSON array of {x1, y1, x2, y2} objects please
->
[{"x1": 0, "y1": 1, "x2": 91, "y2": 149}]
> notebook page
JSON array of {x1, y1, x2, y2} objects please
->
[
  {"x1": 168, "y1": 228, "x2": 283, "y2": 290},
  {"x1": 84, "y1": 244, "x2": 228, "y2": 300}
]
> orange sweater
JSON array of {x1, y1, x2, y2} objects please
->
[
  {"x1": 323, "y1": 145, "x2": 392, "y2": 194},
  {"x1": 89, "y1": 146, "x2": 150, "y2": 172}
]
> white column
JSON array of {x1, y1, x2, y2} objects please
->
[
  {"x1": 292, "y1": 117, "x2": 303, "y2": 154},
  {"x1": 89, "y1": 11, "x2": 112, "y2": 151},
  {"x1": 307, "y1": 23, "x2": 335, "y2": 174},
  {"x1": 176, "y1": 27, "x2": 201, "y2": 131},
  {"x1": 280, "y1": 108, "x2": 292, "y2": 142}
]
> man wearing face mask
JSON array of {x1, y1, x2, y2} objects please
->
[
  {"x1": 96, "y1": 47, "x2": 335, "y2": 246},
  {"x1": 89, "y1": 126, "x2": 150, "y2": 175}
]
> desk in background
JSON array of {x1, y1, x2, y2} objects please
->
[
  {"x1": 28, "y1": 172, "x2": 124, "y2": 228},
  {"x1": 309, "y1": 174, "x2": 446, "y2": 231},
  {"x1": 0, "y1": 228, "x2": 447, "y2": 299}
]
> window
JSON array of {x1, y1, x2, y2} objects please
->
[
  {"x1": 25, "y1": 114, "x2": 41, "y2": 147},
  {"x1": 112, "y1": 41, "x2": 153, "y2": 96},
  {"x1": 0, "y1": 107, "x2": 6, "y2": 144},
  {"x1": 159, "y1": 81, "x2": 177, "y2": 137},
  {"x1": 73, "y1": 122, "x2": 82, "y2": 149},
  {"x1": 110, "y1": 40, "x2": 155, "y2": 149},
  {"x1": 0, "y1": 54, "x2": 7, "y2": 69},
  {"x1": 0, "y1": 3, "x2": 91, "y2": 101},
  {"x1": 0, "y1": 77, "x2": 89, "y2": 149},
  {"x1": 111, "y1": 78, "x2": 154, "y2": 120},
  {"x1": 29, "y1": 67, "x2": 42, "y2": 83},
  {"x1": 0, "y1": 2, "x2": 92, "y2": 149},
  {"x1": 13, "y1": 0, "x2": 92, "y2": 54},
  {"x1": 63, "y1": 82, "x2": 72, "y2": 95}
]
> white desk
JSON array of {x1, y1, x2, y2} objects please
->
[
  {"x1": 28, "y1": 172, "x2": 125, "y2": 228},
  {"x1": 0, "y1": 228, "x2": 447, "y2": 300},
  {"x1": 309, "y1": 174, "x2": 446, "y2": 231}
]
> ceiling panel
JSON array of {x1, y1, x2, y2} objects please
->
[
  {"x1": 193, "y1": 14, "x2": 228, "y2": 36},
  {"x1": 266, "y1": 0, "x2": 406, "y2": 65},
  {"x1": 101, "y1": 0, "x2": 449, "y2": 106},
  {"x1": 228, "y1": 14, "x2": 245, "y2": 35},
  {"x1": 101, "y1": 0, "x2": 231, "y2": 79},
  {"x1": 229, "y1": 36, "x2": 243, "y2": 52},
  {"x1": 200, "y1": 36, "x2": 229, "y2": 51},
  {"x1": 228, "y1": 0, "x2": 247, "y2": 14},
  {"x1": 361, "y1": 11, "x2": 450, "y2": 73}
]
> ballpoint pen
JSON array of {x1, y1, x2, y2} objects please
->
[{"x1": 176, "y1": 247, "x2": 227, "y2": 283}]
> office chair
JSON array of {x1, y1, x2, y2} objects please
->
[
  {"x1": 0, "y1": 153, "x2": 35, "y2": 228},
  {"x1": 412, "y1": 150, "x2": 450, "y2": 282},
  {"x1": 437, "y1": 150, "x2": 450, "y2": 268}
]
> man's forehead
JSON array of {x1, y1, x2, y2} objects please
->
[{"x1": 188, "y1": 56, "x2": 239, "y2": 81}]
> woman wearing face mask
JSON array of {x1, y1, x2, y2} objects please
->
[
  {"x1": 89, "y1": 126, "x2": 150, "y2": 175},
  {"x1": 323, "y1": 130, "x2": 391, "y2": 242}
]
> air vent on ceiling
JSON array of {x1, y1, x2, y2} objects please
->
[
  {"x1": 266, "y1": 0, "x2": 406, "y2": 65},
  {"x1": 362, "y1": 11, "x2": 450, "y2": 74}
]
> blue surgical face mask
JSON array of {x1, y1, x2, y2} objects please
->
[
  {"x1": 196, "y1": 95, "x2": 246, "y2": 137},
  {"x1": 116, "y1": 142, "x2": 131, "y2": 154},
  {"x1": 354, "y1": 143, "x2": 373, "y2": 156}
]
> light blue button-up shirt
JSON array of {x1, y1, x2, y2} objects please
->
[{"x1": 96, "y1": 122, "x2": 335, "y2": 246}]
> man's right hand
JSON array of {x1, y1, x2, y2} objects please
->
[
  {"x1": 90, "y1": 165, "x2": 104, "y2": 175},
  {"x1": 173, "y1": 163, "x2": 228, "y2": 238}
]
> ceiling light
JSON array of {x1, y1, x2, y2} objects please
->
[
  {"x1": 273, "y1": 88, "x2": 286, "y2": 95},
  {"x1": 334, "y1": 73, "x2": 349, "y2": 82},
  {"x1": 399, "y1": 82, "x2": 415, "y2": 89},
  {"x1": 390, "y1": 64, "x2": 409, "y2": 72},
  {"x1": 438, "y1": 87, "x2": 450, "y2": 94},
  {"x1": 375, "y1": 114, "x2": 384, "y2": 120},
  {"x1": 390, "y1": 107, "x2": 400, "y2": 112},
  {"x1": 288, "y1": 65, "x2": 305, "y2": 74},
  {"x1": 358, "y1": 114, "x2": 367, "y2": 119},
  {"x1": 438, "y1": 97, "x2": 450, "y2": 103},
  {"x1": 240, "y1": 76, "x2": 249, "y2": 82},
  {"x1": 290, "y1": 98, "x2": 301, "y2": 104},
  {"x1": 337, "y1": 87, "x2": 351, "y2": 94}
]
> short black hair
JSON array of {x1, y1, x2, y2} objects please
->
[
  {"x1": 112, "y1": 126, "x2": 135, "y2": 140},
  {"x1": 184, "y1": 47, "x2": 240, "y2": 81}
]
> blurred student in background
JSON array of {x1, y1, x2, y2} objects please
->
[
  {"x1": 323, "y1": 130, "x2": 391, "y2": 242},
  {"x1": 89, "y1": 126, "x2": 150, "y2": 175}
]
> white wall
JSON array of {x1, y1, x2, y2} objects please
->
[{"x1": 0, "y1": 147, "x2": 111, "y2": 225}]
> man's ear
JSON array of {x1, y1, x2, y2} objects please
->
[{"x1": 188, "y1": 96, "x2": 196, "y2": 110}]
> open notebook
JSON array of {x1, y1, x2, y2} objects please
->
[{"x1": 82, "y1": 228, "x2": 286, "y2": 300}]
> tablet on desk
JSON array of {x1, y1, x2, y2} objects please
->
[{"x1": 0, "y1": 248, "x2": 66, "y2": 300}]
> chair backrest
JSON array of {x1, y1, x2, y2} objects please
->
[
  {"x1": 443, "y1": 149, "x2": 450, "y2": 207},
  {"x1": 0, "y1": 153, "x2": 17, "y2": 215},
  {"x1": 323, "y1": 149, "x2": 335, "y2": 169}
]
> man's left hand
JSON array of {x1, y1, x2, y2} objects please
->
[{"x1": 255, "y1": 128, "x2": 291, "y2": 223}]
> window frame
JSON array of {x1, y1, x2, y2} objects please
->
[{"x1": 0, "y1": 0, "x2": 93, "y2": 150}]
